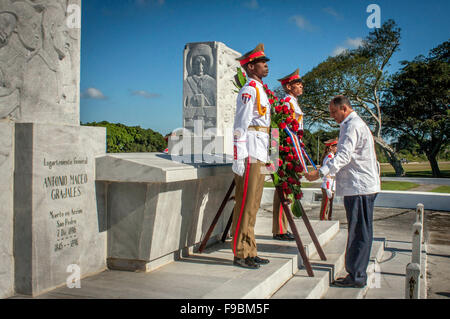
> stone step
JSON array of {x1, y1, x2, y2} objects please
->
[
  {"x1": 322, "y1": 238, "x2": 385, "y2": 299},
  {"x1": 270, "y1": 229, "x2": 348, "y2": 299},
  {"x1": 271, "y1": 231, "x2": 386, "y2": 299},
  {"x1": 16, "y1": 216, "x2": 339, "y2": 299}
]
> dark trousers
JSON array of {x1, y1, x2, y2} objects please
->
[{"x1": 343, "y1": 193, "x2": 378, "y2": 285}]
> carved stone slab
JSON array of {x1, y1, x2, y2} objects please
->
[
  {"x1": 14, "y1": 123, "x2": 106, "y2": 296},
  {"x1": 180, "y1": 42, "x2": 240, "y2": 156},
  {"x1": 0, "y1": 0, "x2": 81, "y2": 125}
]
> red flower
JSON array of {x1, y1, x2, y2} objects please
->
[
  {"x1": 275, "y1": 106, "x2": 282, "y2": 113},
  {"x1": 274, "y1": 97, "x2": 279, "y2": 101},
  {"x1": 297, "y1": 130, "x2": 304, "y2": 139},
  {"x1": 295, "y1": 193, "x2": 303, "y2": 200},
  {"x1": 285, "y1": 188, "x2": 292, "y2": 195},
  {"x1": 286, "y1": 162, "x2": 294, "y2": 170},
  {"x1": 285, "y1": 97, "x2": 291, "y2": 102},
  {"x1": 279, "y1": 145, "x2": 285, "y2": 152},
  {"x1": 292, "y1": 119, "x2": 299, "y2": 126},
  {"x1": 269, "y1": 99, "x2": 274, "y2": 104},
  {"x1": 284, "y1": 146, "x2": 290, "y2": 152},
  {"x1": 279, "y1": 122, "x2": 287, "y2": 129},
  {"x1": 278, "y1": 158, "x2": 283, "y2": 166},
  {"x1": 286, "y1": 137, "x2": 292, "y2": 145},
  {"x1": 286, "y1": 117, "x2": 292, "y2": 124},
  {"x1": 249, "y1": 81, "x2": 256, "y2": 87},
  {"x1": 282, "y1": 182, "x2": 288, "y2": 189},
  {"x1": 280, "y1": 99, "x2": 285, "y2": 103},
  {"x1": 288, "y1": 177, "x2": 296, "y2": 184},
  {"x1": 286, "y1": 154, "x2": 294, "y2": 162},
  {"x1": 263, "y1": 84, "x2": 268, "y2": 89},
  {"x1": 278, "y1": 170, "x2": 285, "y2": 177}
]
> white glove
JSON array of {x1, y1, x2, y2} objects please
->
[
  {"x1": 232, "y1": 159, "x2": 246, "y2": 176},
  {"x1": 326, "y1": 188, "x2": 333, "y2": 199}
]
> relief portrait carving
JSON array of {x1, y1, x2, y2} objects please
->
[
  {"x1": 0, "y1": 0, "x2": 78, "y2": 121},
  {"x1": 184, "y1": 44, "x2": 217, "y2": 108}
]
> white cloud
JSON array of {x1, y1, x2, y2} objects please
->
[
  {"x1": 131, "y1": 90, "x2": 161, "y2": 99},
  {"x1": 81, "y1": 88, "x2": 107, "y2": 100},
  {"x1": 332, "y1": 46, "x2": 347, "y2": 56},
  {"x1": 323, "y1": 7, "x2": 340, "y2": 18},
  {"x1": 332, "y1": 37, "x2": 363, "y2": 56},
  {"x1": 290, "y1": 15, "x2": 313, "y2": 31},
  {"x1": 346, "y1": 37, "x2": 363, "y2": 48},
  {"x1": 243, "y1": 0, "x2": 259, "y2": 9}
]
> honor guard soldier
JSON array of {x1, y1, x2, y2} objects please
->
[
  {"x1": 319, "y1": 139, "x2": 338, "y2": 220},
  {"x1": 231, "y1": 44, "x2": 271, "y2": 269},
  {"x1": 272, "y1": 68, "x2": 304, "y2": 241}
]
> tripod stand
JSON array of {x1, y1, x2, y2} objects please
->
[{"x1": 198, "y1": 175, "x2": 326, "y2": 277}]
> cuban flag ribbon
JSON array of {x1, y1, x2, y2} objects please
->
[{"x1": 283, "y1": 127, "x2": 310, "y2": 173}]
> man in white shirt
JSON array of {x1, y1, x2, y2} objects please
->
[
  {"x1": 232, "y1": 43, "x2": 271, "y2": 269},
  {"x1": 305, "y1": 95, "x2": 380, "y2": 288}
]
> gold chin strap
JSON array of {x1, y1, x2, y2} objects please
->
[{"x1": 255, "y1": 86, "x2": 267, "y2": 116}]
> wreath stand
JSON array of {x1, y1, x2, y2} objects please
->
[{"x1": 198, "y1": 175, "x2": 326, "y2": 277}]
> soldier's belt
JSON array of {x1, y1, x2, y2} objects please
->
[{"x1": 248, "y1": 126, "x2": 270, "y2": 134}]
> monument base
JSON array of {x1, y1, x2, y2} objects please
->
[
  {"x1": 14, "y1": 123, "x2": 106, "y2": 296},
  {"x1": 96, "y1": 153, "x2": 234, "y2": 272}
]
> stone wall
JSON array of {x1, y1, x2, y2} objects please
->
[{"x1": 0, "y1": 121, "x2": 14, "y2": 298}]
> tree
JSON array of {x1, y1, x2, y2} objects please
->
[
  {"x1": 82, "y1": 121, "x2": 167, "y2": 153},
  {"x1": 382, "y1": 40, "x2": 450, "y2": 177},
  {"x1": 300, "y1": 20, "x2": 405, "y2": 176}
]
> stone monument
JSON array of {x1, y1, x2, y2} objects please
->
[
  {"x1": 170, "y1": 42, "x2": 241, "y2": 158},
  {"x1": 0, "y1": 0, "x2": 106, "y2": 297}
]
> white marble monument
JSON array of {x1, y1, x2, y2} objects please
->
[
  {"x1": 0, "y1": 0, "x2": 107, "y2": 297},
  {"x1": 170, "y1": 42, "x2": 241, "y2": 158}
]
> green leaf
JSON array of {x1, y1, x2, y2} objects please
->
[{"x1": 292, "y1": 199, "x2": 303, "y2": 218}]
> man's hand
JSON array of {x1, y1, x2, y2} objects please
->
[{"x1": 304, "y1": 169, "x2": 320, "y2": 182}]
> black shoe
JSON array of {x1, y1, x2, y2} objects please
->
[
  {"x1": 233, "y1": 257, "x2": 260, "y2": 269},
  {"x1": 252, "y1": 256, "x2": 270, "y2": 265},
  {"x1": 273, "y1": 233, "x2": 295, "y2": 241},
  {"x1": 332, "y1": 276, "x2": 366, "y2": 288},
  {"x1": 285, "y1": 231, "x2": 295, "y2": 240}
]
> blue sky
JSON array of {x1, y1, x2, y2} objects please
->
[{"x1": 80, "y1": 0, "x2": 450, "y2": 135}]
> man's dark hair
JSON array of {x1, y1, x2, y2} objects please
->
[{"x1": 331, "y1": 95, "x2": 351, "y2": 109}]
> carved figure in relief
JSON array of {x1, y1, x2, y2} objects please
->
[
  {"x1": 184, "y1": 44, "x2": 216, "y2": 107},
  {"x1": 0, "y1": 0, "x2": 77, "y2": 120}
]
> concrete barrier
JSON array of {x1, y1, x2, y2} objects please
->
[{"x1": 262, "y1": 188, "x2": 450, "y2": 212}]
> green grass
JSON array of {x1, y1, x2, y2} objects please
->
[
  {"x1": 380, "y1": 162, "x2": 450, "y2": 178},
  {"x1": 429, "y1": 186, "x2": 450, "y2": 194},
  {"x1": 380, "y1": 181, "x2": 419, "y2": 191},
  {"x1": 265, "y1": 181, "x2": 420, "y2": 191}
]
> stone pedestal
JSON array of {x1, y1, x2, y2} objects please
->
[
  {"x1": 173, "y1": 42, "x2": 241, "y2": 157},
  {"x1": 96, "y1": 153, "x2": 234, "y2": 272},
  {"x1": 0, "y1": 121, "x2": 14, "y2": 298},
  {"x1": 14, "y1": 123, "x2": 106, "y2": 296}
]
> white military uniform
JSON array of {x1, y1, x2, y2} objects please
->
[
  {"x1": 231, "y1": 77, "x2": 271, "y2": 259},
  {"x1": 321, "y1": 152, "x2": 336, "y2": 198},
  {"x1": 284, "y1": 94, "x2": 303, "y2": 131},
  {"x1": 233, "y1": 78, "x2": 271, "y2": 166}
]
